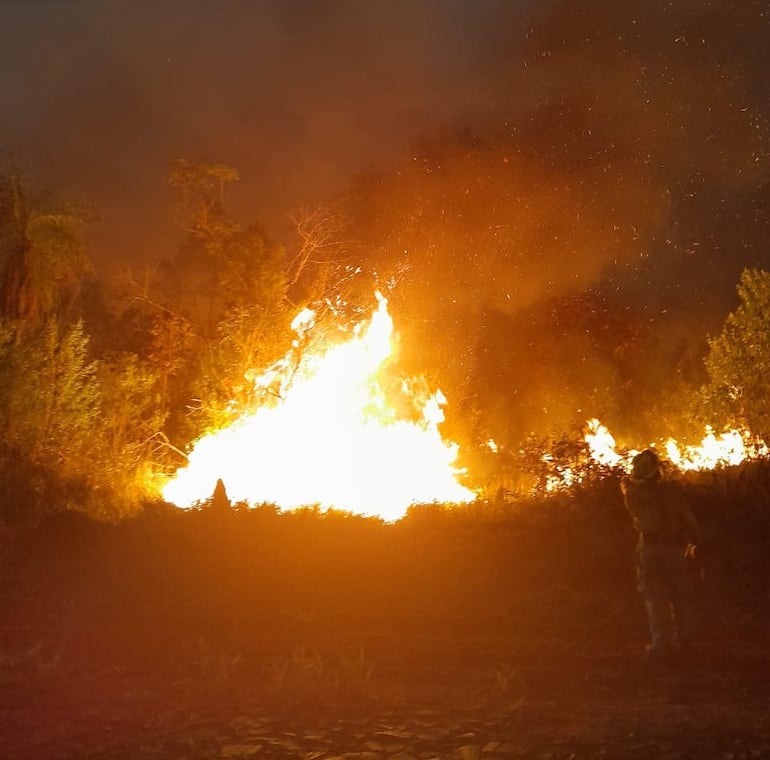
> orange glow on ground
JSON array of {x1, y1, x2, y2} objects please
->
[{"x1": 160, "y1": 293, "x2": 474, "y2": 521}]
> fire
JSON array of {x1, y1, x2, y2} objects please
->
[
  {"x1": 581, "y1": 419, "x2": 767, "y2": 476},
  {"x1": 541, "y1": 418, "x2": 769, "y2": 492},
  {"x1": 665, "y1": 427, "x2": 768, "y2": 471},
  {"x1": 161, "y1": 293, "x2": 474, "y2": 521},
  {"x1": 584, "y1": 418, "x2": 635, "y2": 469}
]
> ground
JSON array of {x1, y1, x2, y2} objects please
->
[{"x1": 1, "y1": 500, "x2": 769, "y2": 759}]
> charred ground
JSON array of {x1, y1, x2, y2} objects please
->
[{"x1": 2, "y1": 465, "x2": 770, "y2": 759}]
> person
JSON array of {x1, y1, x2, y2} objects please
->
[
  {"x1": 621, "y1": 448, "x2": 698, "y2": 658},
  {"x1": 211, "y1": 477, "x2": 232, "y2": 514}
]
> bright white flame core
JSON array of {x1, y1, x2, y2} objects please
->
[
  {"x1": 665, "y1": 427, "x2": 769, "y2": 471},
  {"x1": 583, "y1": 420, "x2": 768, "y2": 475},
  {"x1": 584, "y1": 418, "x2": 632, "y2": 468},
  {"x1": 162, "y1": 293, "x2": 474, "y2": 521},
  {"x1": 543, "y1": 418, "x2": 769, "y2": 492}
]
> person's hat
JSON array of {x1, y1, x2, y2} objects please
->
[{"x1": 631, "y1": 448, "x2": 661, "y2": 480}]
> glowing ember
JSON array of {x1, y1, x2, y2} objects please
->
[{"x1": 161, "y1": 293, "x2": 474, "y2": 521}]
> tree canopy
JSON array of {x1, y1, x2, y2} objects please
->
[
  {"x1": 701, "y1": 268, "x2": 770, "y2": 441},
  {"x1": 1, "y1": 161, "x2": 769, "y2": 526},
  {"x1": 0, "y1": 172, "x2": 92, "y2": 338}
]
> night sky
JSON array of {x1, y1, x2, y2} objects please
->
[{"x1": 2, "y1": 0, "x2": 769, "y2": 443}]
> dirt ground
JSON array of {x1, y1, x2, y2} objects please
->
[{"x1": 1, "y1": 504, "x2": 769, "y2": 759}]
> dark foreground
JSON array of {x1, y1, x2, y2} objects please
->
[{"x1": 1, "y1": 495, "x2": 769, "y2": 759}]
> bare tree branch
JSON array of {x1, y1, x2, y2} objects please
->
[{"x1": 288, "y1": 204, "x2": 353, "y2": 286}]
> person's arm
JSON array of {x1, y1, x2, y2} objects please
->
[
  {"x1": 680, "y1": 492, "x2": 698, "y2": 558},
  {"x1": 621, "y1": 477, "x2": 643, "y2": 534},
  {"x1": 682, "y1": 499, "x2": 698, "y2": 543}
]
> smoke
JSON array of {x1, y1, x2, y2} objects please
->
[
  {"x1": 1, "y1": 0, "x2": 768, "y2": 446},
  {"x1": 341, "y1": 0, "x2": 770, "y2": 444},
  {"x1": 0, "y1": 0, "x2": 540, "y2": 261}
]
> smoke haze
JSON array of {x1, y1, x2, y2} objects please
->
[
  {"x1": 0, "y1": 0, "x2": 539, "y2": 260},
  {"x1": 1, "y1": 0, "x2": 769, "y2": 446}
]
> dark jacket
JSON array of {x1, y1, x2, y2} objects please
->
[{"x1": 621, "y1": 475, "x2": 698, "y2": 548}]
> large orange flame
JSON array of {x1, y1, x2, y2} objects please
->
[{"x1": 161, "y1": 293, "x2": 474, "y2": 521}]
